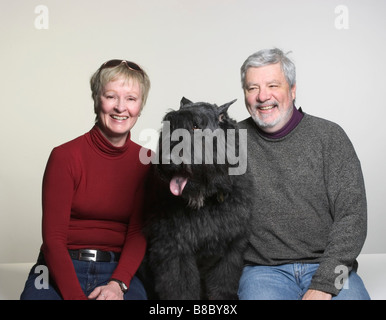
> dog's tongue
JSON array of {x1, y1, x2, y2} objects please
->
[{"x1": 170, "y1": 176, "x2": 188, "y2": 196}]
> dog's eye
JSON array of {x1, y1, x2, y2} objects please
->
[{"x1": 192, "y1": 123, "x2": 200, "y2": 130}]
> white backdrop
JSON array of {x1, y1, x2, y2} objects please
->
[{"x1": 1, "y1": 0, "x2": 385, "y2": 263}]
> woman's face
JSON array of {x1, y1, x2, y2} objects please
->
[{"x1": 97, "y1": 77, "x2": 142, "y2": 147}]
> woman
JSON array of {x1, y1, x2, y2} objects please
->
[{"x1": 21, "y1": 59, "x2": 151, "y2": 300}]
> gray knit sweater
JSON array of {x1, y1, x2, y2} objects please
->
[{"x1": 238, "y1": 113, "x2": 367, "y2": 295}]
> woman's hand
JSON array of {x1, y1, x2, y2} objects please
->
[{"x1": 88, "y1": 281, "x2": 124, "y2": 300}]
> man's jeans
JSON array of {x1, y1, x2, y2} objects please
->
[{"x1": 238, "y1": 263, "x2": 370, "y2": 300}]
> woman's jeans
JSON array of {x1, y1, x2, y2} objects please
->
[
  {"x1": 20, "y1": 254, "x2": 147, "y2": 300},
  {"x1": 238, "y1": 263, "x2": 370, "y2": 300}
]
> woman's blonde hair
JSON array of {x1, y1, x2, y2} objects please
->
[{"x1": 90, "y1": 60, "x2": 151, "y2": 122}]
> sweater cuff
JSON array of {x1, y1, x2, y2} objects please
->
[
  {"x1": 309, "y1": 260, "x2": 354, "y2": 296},
  {"x1": 308, "y1": 280, "x2": 341, "y2": 296}
]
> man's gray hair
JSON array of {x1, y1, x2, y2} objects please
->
[{"x1": 240, "y1": 48, "x2": 296, "y2": 89}]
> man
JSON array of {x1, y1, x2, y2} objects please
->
[{"x1": 237, "y1": 48, "x2": 370, "y2": 300}]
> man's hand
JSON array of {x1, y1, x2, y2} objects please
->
[
  {"x1": 302, "y1": 289, "x2": 332, "y2": 300},
  {"x1": 88, "y1": 281, "x2": 124, "y2": 300}
]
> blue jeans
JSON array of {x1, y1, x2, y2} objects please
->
[
  {"x1": 238, "y1": 263, "x2": 370, "y2": 300},
  {"x1": 20, "y1": 254, "x2": 147, "y2": 300}
]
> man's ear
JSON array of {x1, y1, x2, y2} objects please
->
[{"x1": 291, "y1": 84, "x2": 296, "y2": 102}]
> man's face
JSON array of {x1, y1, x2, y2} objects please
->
[{"x1": 244, "y1": 63, "x2": 296, "y2": 133}]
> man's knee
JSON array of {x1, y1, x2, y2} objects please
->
[{"x1": 333, "y1": 271, "x2": 370, "y2": 300}]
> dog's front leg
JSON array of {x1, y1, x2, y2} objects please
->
[
  {"x1": 154, "y1": 253, "x2": 201, "y2": 300},
  {"x1": 205, "y1": 239, "x2": 247, "y2": 300}
]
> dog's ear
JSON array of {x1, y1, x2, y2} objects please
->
[
  {"x1": 180, "y1": 97, "x2": 193, "y2": 108},
  {"x1": 218, "y1": 99, "x2": 237, "y2": 122}
]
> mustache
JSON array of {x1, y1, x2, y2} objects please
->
[{"x1": 254, "y1": 101, "x2": 278, "y2": 108}]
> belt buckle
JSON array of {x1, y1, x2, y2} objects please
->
[{"x1": 79, "y1": 249, "x2": 98, "y2": 262}]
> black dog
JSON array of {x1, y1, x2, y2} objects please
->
[{"x1": 142, "y1": 97, "x2": 252, "y2": 300}]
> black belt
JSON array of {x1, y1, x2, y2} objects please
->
[{"x1": 68, "y1": 249, "x2": 120, "y2": 262}]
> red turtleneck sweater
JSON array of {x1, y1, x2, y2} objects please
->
[{"x1": 41, "y1": 126, "x2": 150, "y2": 300}]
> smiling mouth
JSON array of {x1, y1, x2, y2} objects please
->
[
  {"x1": 111, "y1": 115, "x2": 129, "y2": 120},
  {"x1": 257, "y1": 104, "x2": 278, "y2": 111}
]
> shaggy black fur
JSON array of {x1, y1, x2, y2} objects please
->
[{"x1": 141, "y1": 97, "x2": 252, "y2": 300}]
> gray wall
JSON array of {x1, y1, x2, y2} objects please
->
[{"x1": 1, "y1": 0, "x2": 385, "y2": 263}]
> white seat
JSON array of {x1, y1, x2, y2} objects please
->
[
  {"x1": 356, "y1": 253, "x2": 386, "y2": 300},
  {"x1": 0, "y1": 262, "x2": 34, "y2": 300},
  {"x1": 0, "y1": 253, "x2": 385, "y2": 300}
]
